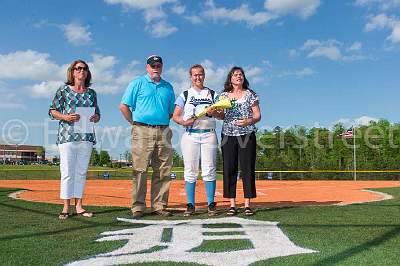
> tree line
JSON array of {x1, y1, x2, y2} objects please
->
[{"x1": 89, "y1": 120, "x2": 400, "y2": 179}]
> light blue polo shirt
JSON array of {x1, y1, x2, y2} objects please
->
[{"x1": 121, "y1": 74, "x2": 175, "y2": 125}]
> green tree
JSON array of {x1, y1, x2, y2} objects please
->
[
  {"x1": 216, "y1": 148, "x2": 223, "y2": 171},
  {"x1": 52, "y1": 156, "x2": 59, "y2": 164},
  {"x1": 123, "y1": 150, "x2": 132, "y2": 164},
  {"x1": 172, "y1": 149, "x2": 183, "y2": 167},
  {"x1": 99, "y1": 150, "x2": 111, "y2": 166},
  {"x1": 36, "y1": 146, "x2": 45, "y2": 161},
  {"x1": 90, "y1": 148, "x2": 99, "y2": 166}
]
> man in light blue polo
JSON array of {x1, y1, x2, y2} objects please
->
[{"x1": 119, "y1": 55, "x2": 175, "y2": 218}]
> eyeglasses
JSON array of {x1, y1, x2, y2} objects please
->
[
  {"x1": 74, "y1": 66, "x2": 88, "y2": 72},
  {"x1": 150, "y1": 64, "x2": 162, "y2": 69}
]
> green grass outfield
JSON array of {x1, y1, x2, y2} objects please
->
[{"x1": 0, "y1": 187, "x2": 399, "y2": 265}]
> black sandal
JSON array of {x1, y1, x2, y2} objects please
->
[
  {"x1": 58, "y1": 212, "x2": 69, "y2": 220},
  {"x1": 227, "y1": 207, "x2": 237, "y2": 216},
  {"x1": 244, "y1": 207, "x2": 254, "y2": 216}
]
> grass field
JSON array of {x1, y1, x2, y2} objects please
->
[{"x1": 1, "y1": 186, "x2": 399, "y2": 265}]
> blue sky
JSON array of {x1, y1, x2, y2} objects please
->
[{"x1": 1, "y1": 0, "x2": 400, "y2": 158}]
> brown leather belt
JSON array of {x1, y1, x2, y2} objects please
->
[{"x1": 132, "y1": 121, "x2": 168, "y2": 128}]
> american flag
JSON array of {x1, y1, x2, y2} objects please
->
[{"x1": 340, "y1": 127, "x2": 353, "y2": 138}]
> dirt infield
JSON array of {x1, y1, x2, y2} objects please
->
[{"x1": 1, "y1": 180, "x2": 399, "y2": 210}]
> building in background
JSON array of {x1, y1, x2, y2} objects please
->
[{"x1": 0, "y1": 144, "x2": 45, "y2": 164}]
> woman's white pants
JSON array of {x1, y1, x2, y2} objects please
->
[{"x1": 58, "y1": 141, "x2": 93, "y2": 199}]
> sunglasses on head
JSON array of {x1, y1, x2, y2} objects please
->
[{"x1": 74, "y1": 66, "x2": 88, "y2": 71}]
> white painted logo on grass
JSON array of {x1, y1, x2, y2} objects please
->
[{"x1": 67, "y1": 217, "x2": 316, "y2": 266}]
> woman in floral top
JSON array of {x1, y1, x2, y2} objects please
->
[
  {"x1": 220, "y1": 66, "x2": 261, "y2": 216},
  {"x1": 49, "y1": 59, "x2": 100, "y2": 220}
]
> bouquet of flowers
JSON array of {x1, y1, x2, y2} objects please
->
[{"x1": 194, "y1": 96, "x2": 233, "y2": 119}]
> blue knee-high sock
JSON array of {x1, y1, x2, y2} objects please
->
[
  {"x1": 185, "y1": 181, "x2": 196, "y2": 205},
  {"x1": 204, "y1": 180, "x2": 216, "y2": 205}
]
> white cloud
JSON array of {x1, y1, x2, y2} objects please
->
[
  {"x1": 278, "y1": 67, "x2": 315, "y2": 79},
  {"x1": 265, "y1": 0, "x2": 321, "y2": 19},
  {"x1": 355, "y1": 0, "x2": 400, "y2": 10},
  {"x1": 89, "y1": 54, "x2": 142, "y2": 94},
  {"x1": 301, "y1": 39, "x2": 341, "y2": 49},
  {"x1": 184, "y1": 15, "x2": 202, "y2": 25},
  {"x1": 348, "y1": 41, "x2": 362, "y2": 51},
  {"x1": 308, "y1": 46, "x2": 342, "y2": 61},
  {"x1": 165, "y1": 60, "x2": 229, "y2": 94},
  {"x1": 355, "y1": 0, "x2": 380, "y2": 6},
  {"x1": 203, "y1": 0, "x2": 275, "y2": 27},
  {"x1": 262, "y1": 59, "x2": 273, "y2": 68},
  {"x1": 0, "y1": 50, "x2": 144, "y2": 98},
  {"x1": 164, "y1": 65, "x2": 190, "y2": 93},
  {"x1": 357, "y1": 2, "x2": 400, "y2": 45},
  {"x1": 245, "y1": 66, "x2": 264, "y2": 84},
  {"x1": 365, "y1": 13, "x2": 393, "y2": 31},
  {"x1": 146, "y1": 20, "x2": 178, "y2": 38},
  {"x1": 201, "y1": 60, "x2": 230, "y2": 91},
  {"x1": 335, "y1": 116, "x2": 379, "y2": 128},
  {"x1": 0, "y1": 86, "x2": 25, "y2": 109},
  {"x1": 144, "y1": 8, "x2": 166, "y2": 22},
  {"x1": 388, "y1": 22, "x2": 400, "y2": 43},
  {"x1": 289, "y1": 49, "x2": 299, "y2": 57},
  {"x1": 302, "y1": 39, "x2": 343, "y2": 60},
  {"x1": 89, "y1": 54, "x2": 119, "y2": 85},
  {"x1": 171, "y1": 4, "x2": 185, "y2": 14},
  {"x1": 104, "y1": 0, "x2": 176, "y2": 10},
  {"x1": 31, "y1": 81, "x2": 64, "y2": 98},
  {"x1": 364, "y1": 14, "x2": 400, "y2": 44},
  {"x1": 165, "y1": 60, "x2": 265, "y2": 94},
  {"x1": 296, "y1": 39, "x2": 367, "y2": 61},
  {"x1": 115, "y1": 60, "x2": 142, "y2": 87},
  {"x1": 61, "y1": 22, "x2": 92, "y2": 46},
  {"x1": 0, "y1": 50, "x2": 63, "y2": 81},
  {"x1": 105, "y1": 0, "x2": 179, "y2": 38}
]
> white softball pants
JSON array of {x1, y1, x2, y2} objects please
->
[
  {"x1": 181, "y1": 132, "x2": 217, "y2": 183},
  {"x1": 58, "y1": 141, "x2": 93, "y2": 199}
]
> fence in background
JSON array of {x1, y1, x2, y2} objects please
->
[{"x1": 1, "y1": 168, "x2": 400, "y2": 180}]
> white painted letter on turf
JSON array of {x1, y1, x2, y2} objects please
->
[{"x1": 67, "y1": 217, "x2": 316, "y2": 266}]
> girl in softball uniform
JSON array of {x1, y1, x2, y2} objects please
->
[{"x1": 173, "y1": 64, "x2": 223, "y2": 216}]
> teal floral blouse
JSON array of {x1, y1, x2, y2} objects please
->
[{"x1": 49, "y1": 84, "x2": 100, "y2": 144}]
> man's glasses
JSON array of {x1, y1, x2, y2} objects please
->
[
  {"x1": 150, "y1": 64, "x2": 162, "y2": 69},
  {"x1": 74, "y1": 66, "x2": 88, "y2": 72}
]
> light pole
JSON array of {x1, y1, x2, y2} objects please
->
[
  {"x1": 15, "y1": 144, "x2": 18, "y2": 163},
  {"x1": 2, "y1": 144, "x2": 5, "y2": 164}
]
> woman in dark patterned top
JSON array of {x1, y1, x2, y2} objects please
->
[
  {"x1": 220, "y1": 66, "x2": 261, "y2": 216},
  {"x1": 49, "y1": 59, "x2": 100, "y2": 220}
]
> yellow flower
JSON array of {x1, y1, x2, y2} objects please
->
[{"x1": 195, "y1": 97, "x2": 232, "y2": 119}]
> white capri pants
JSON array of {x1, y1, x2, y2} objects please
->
[
  {"x1": 181, "y1": 131, "x2": 217, "y2": 183},
  {"x1": 58, "y1": 141, "x2": 93, "y2": 199}
]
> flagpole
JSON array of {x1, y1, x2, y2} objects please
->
[{"x1": 353, "y1": 126, "x2": 356, "y2": 181}]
